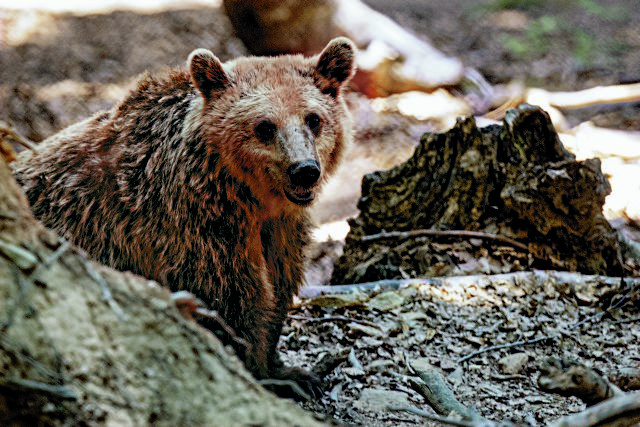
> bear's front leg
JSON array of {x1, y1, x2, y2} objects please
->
[
  {"x1": 260, "y1": 218, "x2": 323, "y2": 400},
  {"x1": 182, "y1": 224, "x2": 276, "y2": 381}
]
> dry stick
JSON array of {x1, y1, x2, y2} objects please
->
[
  {"x1": 2, "y1": 239, "x2": 72, "y2": 329},
  {"x1": 458, "y1": 280, "x2": 635, "y2": 364},
  {"x1": 358, "y1": 229, "x2": 529, "y2": 252},
  {"x1": 0, "y1": 332, "x2": 67, "y2": 385}
]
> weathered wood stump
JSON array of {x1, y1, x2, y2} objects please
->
[{"x1": 331, "y1": 104, "x2": 624, "y2": 285}]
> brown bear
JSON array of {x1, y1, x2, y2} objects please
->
[{"x1": 14, "y1": 37, "x2": 356, "y2": 397}]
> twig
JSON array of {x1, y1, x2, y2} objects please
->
[
  {"x1": 358, "y1": 229, "x2": 529, "y2": 252},
  {"x1": 2, "y1": 239, "x2": 71, "y2": 329},
  {"x1": 0, "y1": 333, "x2": 66, "y2": 384},
  {"x1": 301, "y1": 272, "x2": 640, "y2": 300},
  {"x1": 531, "y1": 83, "x2": 640, "y2": 110}
]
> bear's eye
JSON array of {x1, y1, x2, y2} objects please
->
[
  {"x1": 254, "y1": 120, "x2": 277, "y2": 142},
  {"x1": 305, "y1": 113, "x2": 322, "y2": 134}
]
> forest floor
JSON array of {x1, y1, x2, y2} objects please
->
[{"x1": 1, "y1": 0, "x2": 639, "y2": 425}]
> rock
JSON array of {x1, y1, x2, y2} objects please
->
[
  {"x1": 354, "y1": 388, "x2": 410, "y2": 412},
  {"x1": 498, "y1": 352, "x2": 530, "y2": 375}
]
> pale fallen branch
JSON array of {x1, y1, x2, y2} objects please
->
[
  {"x1": 300, "y1": 271, "x2": 640, "y2": 300},
  {"x1": 486, "y1": 83, "x2": 640, "y2": 130},
  {"x1": 548, "y1": 392, "x2": 640, "y2": 427},
  {"x1": 529, "y1": 83, "x2": 640, "y2": 110}
]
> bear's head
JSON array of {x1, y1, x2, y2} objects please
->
[{"x1": 188, "y1": 37, "x2": 356, "y2": 212}]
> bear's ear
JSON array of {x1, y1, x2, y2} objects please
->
[
  {"x1": 188, "y1": 48, "x2": 230, "y2": 100},
  {"x1": 314, "y1": 37, "x2": 356, "y2": 98}
]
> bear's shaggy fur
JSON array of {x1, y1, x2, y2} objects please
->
[{"x1": 14, "y1": 37, "x2": 355, "y2": 392}]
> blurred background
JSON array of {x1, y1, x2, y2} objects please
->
[{"x1": 1, "y1": 0, "x2": 639, "y2": 238}]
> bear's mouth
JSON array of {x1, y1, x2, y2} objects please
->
[{"x1": 284, "y1": 188, "x2": 315, "y2": 206}]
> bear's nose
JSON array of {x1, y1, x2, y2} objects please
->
[{"x1": 287, "y1": 160, "x2": 321, "y2": 188}]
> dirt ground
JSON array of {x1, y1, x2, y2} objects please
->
[{"x1": 1, "y1": 0, "x2": 639, "y2": 425}]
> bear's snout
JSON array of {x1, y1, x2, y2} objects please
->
[{"x1": 286, "y1": 160, "x2": 321, "y2": 189}]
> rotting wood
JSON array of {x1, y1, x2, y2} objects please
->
[
  {"x1": 331, "y1": 104, "x2": 631, "y2": 285},
  {"x1": 538, "y1": 358, "x2": 624, "y2": 407},
  {"x1": 609, "y1": 368, "x2": 640, "y2": 392}
]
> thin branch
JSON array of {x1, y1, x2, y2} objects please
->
[{"x1": 357, "y1": 229, "x2": 529, "y2": 252}]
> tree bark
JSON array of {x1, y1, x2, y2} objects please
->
[
  {"x1": 331, "y1": 105, "x2": 626, "y2": 285},
  {"x1": 0, "y1": 159, "x2": 321, "y2": 426}
]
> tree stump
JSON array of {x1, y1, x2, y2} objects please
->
[{"x1": 331, "y1": 104, "x2": 625, "y2": 285}]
